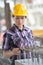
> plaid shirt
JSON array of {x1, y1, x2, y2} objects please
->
[{"x1": 2, "y1": 24, "x2": 34, "y2": 60}]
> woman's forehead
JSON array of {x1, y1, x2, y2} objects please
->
[{"x1": 15, "y1": 16, "x2": 27, "y2": 18}]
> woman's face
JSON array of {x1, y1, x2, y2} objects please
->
[{"x1": 14, "y1": 16, "x2": 26, "y2": 26}]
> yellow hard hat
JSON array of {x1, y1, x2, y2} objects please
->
[{"x1": 12, "y1": 4, "x2": 28, "y2": 16}]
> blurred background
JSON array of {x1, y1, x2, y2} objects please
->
[
  {"x1": 0, "y1": 0, "x2": 43, "y2": 52},
  {"x1": 0, "y1": 0, "x2": 43, "y2": 65}
]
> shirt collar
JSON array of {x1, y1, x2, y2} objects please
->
[{"x1": 13, "y1": 24, "x2": 25, "y2": 32}]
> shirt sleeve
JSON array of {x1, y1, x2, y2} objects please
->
[
  {"x1": 2, "y1": 33, "x2": 11, "y2": 51},
  {"x1": 28, "y1": 30, "x2": 35, "y2": 47}
]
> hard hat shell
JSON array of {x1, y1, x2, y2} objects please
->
[{"x1": 12, "y1": 4, "x2": 28, "y2": 16}]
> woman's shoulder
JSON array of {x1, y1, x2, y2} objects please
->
[
  {"x1": 4, "y1": 25, "x2": 15, "y2": 37},
  {"x1": 24, "y1": 26, "x2": 32, "y2": 32}
]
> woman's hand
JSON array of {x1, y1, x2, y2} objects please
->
[{"x1": 12, "y1": 48, "x2": 20, "y2": 55}]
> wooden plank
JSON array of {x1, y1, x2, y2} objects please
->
[{"x1": 32, "y1": 30, "x2": 43, "y2": 36}]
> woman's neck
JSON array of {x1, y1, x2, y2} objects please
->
[
  {"x1": 19, "y1": 25, "x2": 23, "y2": 30},
  {"x1": 15, "y1": 24, "x2": 23, "y2": 30}
]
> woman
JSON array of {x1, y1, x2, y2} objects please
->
[{"x1": 2, "y1": 4, "x2": 34, "y2": 65}]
